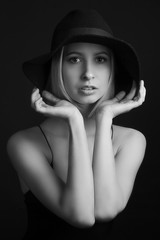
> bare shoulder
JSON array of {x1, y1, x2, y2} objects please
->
[
  {"x1": 113, "y1": 125, "x2": 146, "y2": 143},
  {"x1": 113, "y1": 125, "x2": 146, "y2": 158},
  {"x1": 7, "y1": 127, "x2": 41, "y2": 152},
  {"x1": 7, "y1": 126, "x2": 51, "y2": 165}
]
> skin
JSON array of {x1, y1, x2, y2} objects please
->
[
  {"x1": 62, "y1": 43, "x2": 113, "y2": 110},
  {"x1": 7, "y1": 42, "x2": 146, "y2": 228}
]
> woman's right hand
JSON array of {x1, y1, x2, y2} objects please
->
[{"x1": 31, "y1": 88, "x2": 82, "y2": 121}]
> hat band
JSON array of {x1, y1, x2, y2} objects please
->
[
  {"x1": 67, "y1": 27, "x2": 112, "y2": 37},
  {"x1": 51, "y1": 27, "x2": 113, "y2": 51}
]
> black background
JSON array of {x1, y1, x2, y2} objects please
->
[{"x1": 0, "y1": 0, "x2": 159, "y2": 239}]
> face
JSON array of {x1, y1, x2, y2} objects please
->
[{"x1": 62, "y1": 42, "x2": 113, "y2": 106}]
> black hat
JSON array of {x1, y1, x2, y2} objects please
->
[{"x1": 23, "y1": 9, "x2": 140, "y2": 93}]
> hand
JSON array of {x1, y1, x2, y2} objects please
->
[
  {"x1": 31, "y1": 88, "x2": 82, "y2": 120},
  {"x1": 96, "y1": 80, "x2": 146, "y2": 120}
]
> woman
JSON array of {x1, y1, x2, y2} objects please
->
[{"x1": 7, "y1": 9, "x2": 146, "y2": 239}]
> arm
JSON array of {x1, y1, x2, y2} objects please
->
[
  {"x1": 93, "y1": 117, "x2": 146, "y2": 220},
  {"x1": 7, "y1": 89, "x2": 94, "y2": 228},
  {"x1": 93, "y1": 116, "x2": 121, "y2": 219},
  {"x1": 60, "y1": 115, "x2": 94, "y2": 225},
  {"x1": 93, "y1": 80, "x2": 146, "y2": 220}
]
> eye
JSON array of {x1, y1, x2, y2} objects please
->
[
  {"x1": 96, "y1": 56, "x2": 108, "y2": 63},
  {"x1": 68, "y1": 57, "x2": 81, "y2": 64}
]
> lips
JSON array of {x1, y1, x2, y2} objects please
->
[
  {"x1": 81, "y1": 86, "x2": 97, "y2": 90},
  {"x1": 79, "y1": 85, "x2": 97, "y2": 95}
]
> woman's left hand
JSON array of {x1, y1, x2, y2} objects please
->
[{"x1": 96, "y1": 80, "x2": 146, "y2": 120}]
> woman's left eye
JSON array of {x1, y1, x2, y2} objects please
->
[{"x1": 96, "y1": 56, "x2": 107, "y2": 63}]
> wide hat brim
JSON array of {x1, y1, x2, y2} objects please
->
[{"x1": 23, "y1": 28, "x2": 140, "y2": 93}]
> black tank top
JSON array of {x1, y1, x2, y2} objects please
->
[
  {"x1": 23, "y1": 191, "x2": 114, "y2": 239},
  {"x1": 23, "y1": 125, "x2": 114, "y2": 239}
]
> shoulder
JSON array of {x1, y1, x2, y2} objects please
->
[
  {"x1": 113, "y1": 124, "x2": 146, "y2": 144},
  {"x1": 113, "y1": 125, "x2": 146, "y2": 160},
  {"x1": 7, "y1": 127, "x2": 40, "y2": 150},
  {"x1": 7, "y1": 126, "x2": 49, "y2": 165}
]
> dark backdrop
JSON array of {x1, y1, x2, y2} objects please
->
[{"x1": 0, "y1": 0, "x2": 159, "y2": 239}]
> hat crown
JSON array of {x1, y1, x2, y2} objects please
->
[
  {"x1": 51, "y1": 9, "x2": 114, "y2": 51},
  {"x1": 54, "y1": 9, "x2": 113, "y2": 34}
]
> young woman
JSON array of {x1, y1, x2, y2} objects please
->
[{"x1": 7, "y1": 9, "x2": 146, "y2": 239}]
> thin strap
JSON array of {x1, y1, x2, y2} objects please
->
[
  {"x1": 38, "y1": 125, "x2": 54, "y2": 167},
  {"x1": 111, "y1": 125, "x2": 113, "y2": 139}
]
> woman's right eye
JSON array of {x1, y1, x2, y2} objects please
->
[{"x1": 68, "y1": 57, "x2": 81, "y2": 64}]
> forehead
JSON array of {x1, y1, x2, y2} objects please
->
[{"x1": 63, "y1": 42, "x2": 110, "y2": 54}]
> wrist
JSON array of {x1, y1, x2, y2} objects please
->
[
  {"x1": 95, "y1": 115, "x2": 113, "y2": 140},
  {"x1": 96, "y1": 111, "x2": 113, "y2": 126},
  {"x1": 68, "y1": 110, "x2": 84, "y2": 127}
]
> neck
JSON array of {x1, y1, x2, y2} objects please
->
[{"x1": 78, "y1": 103, "x2": 95, "y2": 119}]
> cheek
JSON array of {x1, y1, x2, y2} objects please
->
[
  {"x1": 63, "y1": 65, "x2": 79, "y2": 85},
  {"x1": 62, "y1": 67, "x2": 77, "y2": 93},
  {"x1": 98, "y1": 68, "x2": 114, "y2": 96},
  {"x1": 99, "y1": 69, "x2": 111, "y2": 85}
]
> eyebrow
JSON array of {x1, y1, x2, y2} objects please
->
[{"x1": 65, "y1": 51, "x2": 110, "y2": 57}]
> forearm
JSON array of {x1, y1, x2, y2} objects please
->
[
  {"x1": 61, "y1": 115, "x2": 94, "y2": 224},
  {"x1": 93, "y1": 116, "x2": 123, "y2": 218}
]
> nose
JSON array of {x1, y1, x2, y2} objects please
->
[
  {"x1": 81, "y1": 61, "x2": 95, "y2": 81},
  {"x1": 82, "y1": 72, "x2": 95, "y2": 81}
]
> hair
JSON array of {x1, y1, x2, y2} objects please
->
[{"x1": 46, "y1": 44, "x2": 115, "y2": 118}]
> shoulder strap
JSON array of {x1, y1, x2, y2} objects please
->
[
  {"x1": 38, "y1": 125, "x2": 54, "y2": 168},
  {"x1": 111, "y1": 125, "x2": 113, "y2": 139}
]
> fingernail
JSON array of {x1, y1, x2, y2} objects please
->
[{"x1": 33, "y1": 87, "x2": 39, "y2": 92}]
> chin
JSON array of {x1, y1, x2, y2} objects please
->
[
  {"x1": 77, "y1": 94, "x2": 103, "y2": 103},
  {"x1": 78, "y1": 98, "x2": 100, "y2": 105}
]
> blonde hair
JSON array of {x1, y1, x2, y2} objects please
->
[{"x1": 47, "y1": 45, "x2": 115, "y2": 118}]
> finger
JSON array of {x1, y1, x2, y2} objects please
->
[
  {"x1": 32, "y1": 87, "x2": 38, "y2": 93},
  {"x1": 42, "y1": 90, "x2": 60, "y2": 104},
  {"x1": 143, "y1": 85, "x2": 146, "y2": 100},
  {"x1": 121, "y1": 81, "x2": 137, "y2": 102},
  {"x1": 31, "y1": 88, "x2": 41, "y2": 108},
  {"x1": 140, "y1": 80, "x2": 146, "y2": 102},
  {"x1": 34, "y1": 97, "x2": 49, "y2": 112},
  {"x1": 34, "y1": 97, "x2": 43, "y2": 111},
  {"x1": 112, "y1": 91, "x2": 126, "y2": 103},
  {"x1": 119, "y1": 98, "x2": 142, "y2": 112},
  {"x1": 134, "y1": 80, "x2": 146, "y2": 102},
  {"x1": 128, "y1": 83, "x2": 146, "y2": 108},
  {"x1": 115, "y1": 81, "x2": 146, "y2": 114},
  {"x1": 141, "y1": 84, "x2": 146, "y2": 103},
  {"x1": 34, "y1": 97, "x2": 62, "y2": 116}
]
